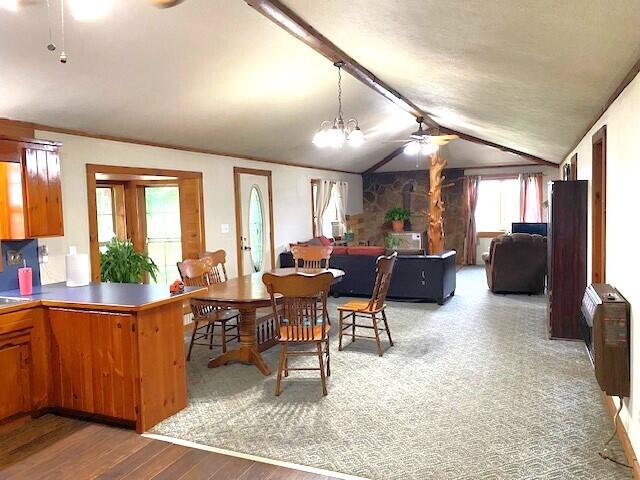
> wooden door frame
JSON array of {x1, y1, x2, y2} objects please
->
[
  {"x1": 591, "y1": 125, "x2": 607, "y2": 284},
  {"x1": 233, "y1": 167, "x2": 275, "y2": 277},
  {"x1": 86, "y1": 164, "x2": 204, "y2": 281}
]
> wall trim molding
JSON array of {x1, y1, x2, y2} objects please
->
[
  {"x1": 0, "y1": 118, "x2": 359, "y2": 175},
  {"x1": 603, "y1": 393, "x2": 640, "y2": 478}
]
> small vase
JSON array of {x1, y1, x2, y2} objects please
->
[{"x1": 392, "y1": 220, "x2": 404, "y2": 232}]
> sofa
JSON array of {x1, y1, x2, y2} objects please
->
[
  {"x1": 482, "y1": 233, "x2": 546, "y2": 294},
  {"x1": 279, "y1": 247, "x2": 457, "y2": 304}
]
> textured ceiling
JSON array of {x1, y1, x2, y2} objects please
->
[
  {"x1": 288, "y1": 0, "x2": 640, "y2": 162},
  {"x1": 377, "y1": 139, "x2": 531, "y2": 173},
  {"x1": 1, "y1": 0, "x2": 638, "y2": 172}
]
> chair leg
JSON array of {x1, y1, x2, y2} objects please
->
[
  {"x1": 351, "y1": 312, "x2": 356, "y2": 343},
  {"x1": 382, "y1": 309, "x2": 393, "y2": 346},
  {"x1": 372, "y1": 313, "x2": 383, "y2": 357},
  {"x1": 338, "y1": 310, "x2": 344, "y2": 351},
  {"x1": 186, "y1": 320, "x2": 199, "y2": 361},
  {"x1": 208, "y1": 322, "x2": 215, "y2": 350},
  {"x1": 284, "y1": 354, "x2": 289, "y2": 377},
  {"x1": 325, "y1": 337, "x2": 331, "y2": 377},
  {"x1": 275, "y1": 344, "x2": 286, "y2": 396},
  {"x1": 221, "y1": 321, "x2": 227, "y2": 353},
  {"x1": 317, "y1": 342, "x2": 327, "y2": 396}
]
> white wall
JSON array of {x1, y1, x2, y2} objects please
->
[
  {"x1": 561, "y1": 72, "x2": 640, "y2": 454},
  {"x1": 35, "y1": 131, "x2": 363, "y2": 283},
  {"x1": 463, "y1": 165, "x2": 560, "y2": 264}
]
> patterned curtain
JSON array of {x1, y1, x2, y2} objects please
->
[{"x1": 464, "y1": 176, "x2": 480, "y2": 265}]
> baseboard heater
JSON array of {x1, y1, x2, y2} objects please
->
[{"x1": 580, "y1": 284, "x2": 630, "y2": 397}]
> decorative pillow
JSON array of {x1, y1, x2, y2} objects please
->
[{"x1": 318, "y1": 235, "x2": 332, "y2": 246}]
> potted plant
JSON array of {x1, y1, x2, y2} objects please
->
[
  {"x1": 386, "y1": 234, "x2": 401, "y2": 251},
  {"x1": 385, "y1": 207, "x2": 411, "y2": 233},
  {"x1": 100, "y1": 238, "x2": 159, "y2": 283}
]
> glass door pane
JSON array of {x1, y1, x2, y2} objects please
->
[
  {"x1": 248, "y1": 186, "x2": 264, "y2": 273},
  {"x1": 145, "y1": 186, "x2": 181, "y2": 285}
]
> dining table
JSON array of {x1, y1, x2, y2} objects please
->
[{"x1": 191, "y1": 267, "x2": 345, "y2": 375}]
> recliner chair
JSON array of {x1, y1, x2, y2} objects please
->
[{"x1": 482, "y1": 233, "x2": 546, "y2": 294}]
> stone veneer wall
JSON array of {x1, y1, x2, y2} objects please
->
[{"x1": 357, "y1": 169, "x2": 466, "y2": 262}]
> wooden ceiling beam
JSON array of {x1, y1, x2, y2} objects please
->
[
  {"x1": 245, "y1": 0, "x2": 438, "y2": 128},
  {"x1": 362, "y1": 146, "x2": 406, "y2": 174}
]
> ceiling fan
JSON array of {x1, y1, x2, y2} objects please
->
[
  {"x1": 386, "y1": 117, "x2": 459, "y2": 156},
  {"x1": 148, "y1": 0, "x2": 185, "y2": 7}
]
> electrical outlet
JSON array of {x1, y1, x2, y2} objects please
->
[
  {"x1": 38, "y1": 245, "x2": 49, "y2": 264},
  {"x1": 7, "y1": 250, "x2": 23, "y2": 266}
]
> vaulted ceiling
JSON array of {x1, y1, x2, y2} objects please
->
[{"x1": 1, "y1": 0, "x2": 639, "y2": 173}]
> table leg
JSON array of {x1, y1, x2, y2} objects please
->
[{"x1": 207, "y1": 306, "x2": 271, "y2": 375}]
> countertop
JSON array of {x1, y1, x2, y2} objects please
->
[{"x1": 0, "y1": 282, "x2": 206, "y2": 313}]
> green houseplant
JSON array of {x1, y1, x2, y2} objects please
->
[
  {"x1": 386, "y1": 234, "x2": 401, "y2": 251},
  {"x1": 100, "y1": 238, "x2": 159, "y2": 284},
  {"x1": 385, "y1": 207, "x2": 411, "y2": 233}
]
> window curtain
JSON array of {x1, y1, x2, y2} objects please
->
[
  {"x1": 314, "y1": 180, "x2": 333, "y2": 237},
  {"x1": 464, "y1": 176, "x2": 480, "y2": 265},
  {"x1": 519, "y1": 173, "x2": 543, "y2": 222},
  {"x1": 334, "y1": 181, "x2": 348, "y2": 236}
]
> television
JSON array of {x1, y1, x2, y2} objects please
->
[{"x1": 511, "y1": 222, "x2": 548, "y2": 237}]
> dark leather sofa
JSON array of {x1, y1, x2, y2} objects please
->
[
  {"x1": 482, "y1": 233, "x2": 546, "y2": 294},
  {"x1": 279, "y1": 249, "x2": 457, "y2": 304}
]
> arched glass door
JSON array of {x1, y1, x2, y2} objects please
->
[{"x1": 248, "y1": 185, "x2": 264, "y2": 273}]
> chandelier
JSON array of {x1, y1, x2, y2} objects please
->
[{"x1": 312, "y1": 61, "x2": 365, "y2": 148}]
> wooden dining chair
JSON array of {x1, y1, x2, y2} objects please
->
[
  {"x1": 291, "y1": 245, "x2": 333, "y2": 269},
  {"x1": 263, "y1": 272, "x2": 334, "y2": 396},
  {"x1": 337, "y1": 252, "x2": 398, "y2": 357},
  {"x1": 200, "y1": 249, "x2": 230, "y2": 283},
  {"x1": 177, "y1": 258, "x2": 240, "y2": 361}
]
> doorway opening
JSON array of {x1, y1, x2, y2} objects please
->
[
  {"x1": 233, "y1": 167, "x2": 275, "y2": 276},
  {"x1": 591, "y1": 125, "x2": 607, "y2": 284},
  {"x1": 87, "y1": 165, "x2": 205, "y2": 282}
]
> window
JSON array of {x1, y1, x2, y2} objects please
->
[
  {"x1": 145, "y1": 186, "x2": 182, "y2": 285},
  {"x1": 96, "y1": 187, "x2": 115, "y2": 251},
  {"x1": 475, "y1": 178, "x2": 520, "y2": 233},
  {"x1": 311, "y1": 181, "x2": 344, "y2": 238}
]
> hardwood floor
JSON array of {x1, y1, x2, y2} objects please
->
[{"x1": 0, "y1": 415, "x2": 339, "y2": 479}]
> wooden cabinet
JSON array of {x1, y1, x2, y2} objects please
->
[
  {"x1": 49, "y1": 308, "x2": 137, "y2": 421},
  {"x1": 0, "y1": 307, "x2": 49, "y2": 421},
  {"x1": 0, "y1": 332, "x2": 32, "y2": 419},
  {"x1": 0, "y1": 136, "x2": 64, "y2": 239},
  {"x1": 547, "y1": 180, "x2": 588, "y2": 339}
]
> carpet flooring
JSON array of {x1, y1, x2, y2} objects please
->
[{"x1": 152, "y1": 267, "x2": 631, "y2": 479}]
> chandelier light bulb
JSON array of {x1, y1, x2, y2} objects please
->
[
  {"x1": 347, "y1": 126, "x2": 365, "y2": 147},
  {"x1": 312, "y1": 129, "x2": 328, "y2": 148},
  {"x1": 326, "y1": 126, "x2": 344, "y2": 148}
]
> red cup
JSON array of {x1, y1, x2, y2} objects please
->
[{"x1": 18, "y1": 267, "x2": 32, "y2": 296}]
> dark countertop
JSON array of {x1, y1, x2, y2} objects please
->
[{"x1": 0, "y1": 282, "x2": 206, "y2": 313}]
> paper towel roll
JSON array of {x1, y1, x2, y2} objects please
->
[{"x1": 66, "y1": 247, "x2": 91, "y2": 287}]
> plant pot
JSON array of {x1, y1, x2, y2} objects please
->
[{"x1": 391, "y1": 220, "x2": 404, "y2": 232}]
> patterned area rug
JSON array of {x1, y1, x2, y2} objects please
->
[{"x1": 152, "y1": 267, "x2": 631, "y2": 479}]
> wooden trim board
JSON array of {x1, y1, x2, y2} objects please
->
[{"x1": 233, "y1": 167, "x2": 276, "y2": 276}]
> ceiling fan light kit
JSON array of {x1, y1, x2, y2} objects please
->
[{"x1": 313, "y1": 61, "x2": 365, "y2": 149}]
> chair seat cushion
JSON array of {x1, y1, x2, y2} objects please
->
[
  {"x1": 337, "y1": 300, "x2": 381, "y2": 313},
  {"x1": 279, "y1": 324, "x2": 330, "y2": 341}
]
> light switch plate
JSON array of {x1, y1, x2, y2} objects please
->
[{"x1": 221, "y1": 224, "x2": 230, "y2": 234}]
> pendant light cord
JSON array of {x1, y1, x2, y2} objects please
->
[
  {"x1": 336, "y1": 64, "x2": 343, "y2": 119},
  {"x1": 60, "y1": 0, "x2": 66, "y2": 52},
  {"x1": 46, "y1": 0, "x2": 53, "y2": 45}
]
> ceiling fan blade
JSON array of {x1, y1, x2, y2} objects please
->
[
  {"x1": 382, "y1": 139, "x2": 413, "y2": 144},
  {"x1": 148, "y1": 0, "x2": 185, "y2": 7}
]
